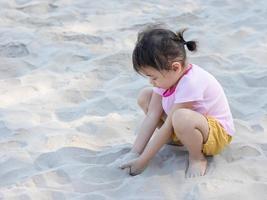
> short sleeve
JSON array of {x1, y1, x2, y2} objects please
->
[
  {"x1": 153, "y1": 87, "x2": 165, "y2": 96},
  {"x1": 174, "y1": 77, "x2": 205, "y2": 104}
]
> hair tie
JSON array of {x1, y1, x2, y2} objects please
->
[{"x1": 173, "y1": 34, "x2": 186, "y2": 45}]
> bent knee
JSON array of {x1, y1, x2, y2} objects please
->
[
  {"x1": 137, "y1": 87, "x2": 153, "y2": 109},
  {"x1": 172, "y1": 109, "x2": 193, "y2": 122},
  {"x1": 172, "y1": 109, "x2": 194, "y2": 130}
]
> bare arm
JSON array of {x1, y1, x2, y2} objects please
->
[
  {"x1": 131, "y1": 92, "x2": 163, "y2": 154},
  {"x1": 120, "y1": 102, "x2": 193, "y2": 175},
  {"x1": 138, "y1": 102, "x2": 193, "y2": 163}
]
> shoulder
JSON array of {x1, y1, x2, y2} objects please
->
[
  {"x1": 178, "y1": 64, "x2": 208, "y2": 89},
  {"x1": 174, "y1": 64, "x2": 211, "y2": 102},
  {"x1": 189, "y1": 64, "x2": 212, "y2": 78}
]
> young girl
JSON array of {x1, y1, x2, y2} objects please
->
[{"x1": 118, "y1": 28, "x2": 235, "y2": 177}]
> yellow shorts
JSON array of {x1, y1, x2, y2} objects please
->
[{"x1": 171, "y1": 116, "x2": 232, "y2": 156}]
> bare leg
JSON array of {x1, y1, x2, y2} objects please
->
[
  {"x1": 171, "y1": 109, "x2": 209, "y2": 177},
  {"x1": 137, "y1": 87, "x2": 153, "y2": 114},
  {"x1": 137, "y1": 87, "x2": 166, "y2": 128}
]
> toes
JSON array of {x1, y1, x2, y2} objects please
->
[
  {"x1": 185, "y1": 159, "x2": 207, "y2": 178},
  {"x1": 186, "y1": 171, "x2": 203, "y2": 178}
]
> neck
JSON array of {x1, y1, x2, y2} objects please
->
[{"x1": 174, "y1": 63, "x2": 191, "y2": 85}]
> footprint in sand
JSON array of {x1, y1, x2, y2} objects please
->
[
  {"x1": 223, "y1": 145, "x2": 262, "y2": 162},
  {"x1": 0, "y1": 42, "x2": 29, "y2": 58}
]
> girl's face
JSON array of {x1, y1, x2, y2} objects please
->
[{"x1": 140, "y1": 62, "x2": 183, "y2": 89}]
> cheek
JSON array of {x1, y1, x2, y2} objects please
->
[
  {"x1": 155, "y1": 79, "x2": 162, "y2": 84},
  {"x1": 155, "y1": 79, "x2": 167, "y2": 88},
  {"x1": 161, "y1": 78, "x2": 173, "y2": 88}
]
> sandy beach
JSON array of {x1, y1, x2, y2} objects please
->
[{"x1": 0, "y1": 0, "x2": 267, "y2": 199}]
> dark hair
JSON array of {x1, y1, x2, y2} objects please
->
[{"x1": 132, "y1": 28, "x2": 197, "y2": 73}]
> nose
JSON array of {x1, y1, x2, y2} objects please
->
[{"x1": 149, "y1": 78, "x2": 154, "y2": 85}]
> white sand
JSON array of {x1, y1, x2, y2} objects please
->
[{"x1": 0, "y1": 0, "x2": 267, "y2": 199}]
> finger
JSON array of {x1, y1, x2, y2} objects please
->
[
  {"x1": 119, "y1": 162, "x2": 131, "y2": 169},
  {"x1": 129, "y1": 168, "x2": 140, "y2": 176},
  {"x1": 110, "y1": 159, "x2": 123, "y2": 168},
  {"x1": 129, "y1": 167, "x2": 137, "y2": 176}
]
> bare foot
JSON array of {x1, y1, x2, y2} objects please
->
[{"x1": 186, "y1": 157, "x2": 207, "y2": 178}]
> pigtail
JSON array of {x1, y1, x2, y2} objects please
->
[
  {"x1": 175, "y1": 29, "x2": 197, "y2": 52},
  {"x1": 185, "y1": 41, "x2": 197, "y2": 51}
]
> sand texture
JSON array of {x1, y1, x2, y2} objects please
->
[{"x1": 0, "y1": 0, "x2": 267, "y2": 199}]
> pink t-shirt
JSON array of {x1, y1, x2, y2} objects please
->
[{"x1": 153, "y1": 64, "x2": 235, "y2": 136}]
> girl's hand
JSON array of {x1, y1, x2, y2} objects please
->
[
  {"x1": 112, "y1": 151, "x2": 139, "y2": 168},
  {"x1": 120, "y1": 157, "x2": 148, "y2": 176}
]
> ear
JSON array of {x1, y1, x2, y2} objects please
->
[{"x1": 171, "y1": 62, "x2": 182, "y2": 73}]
